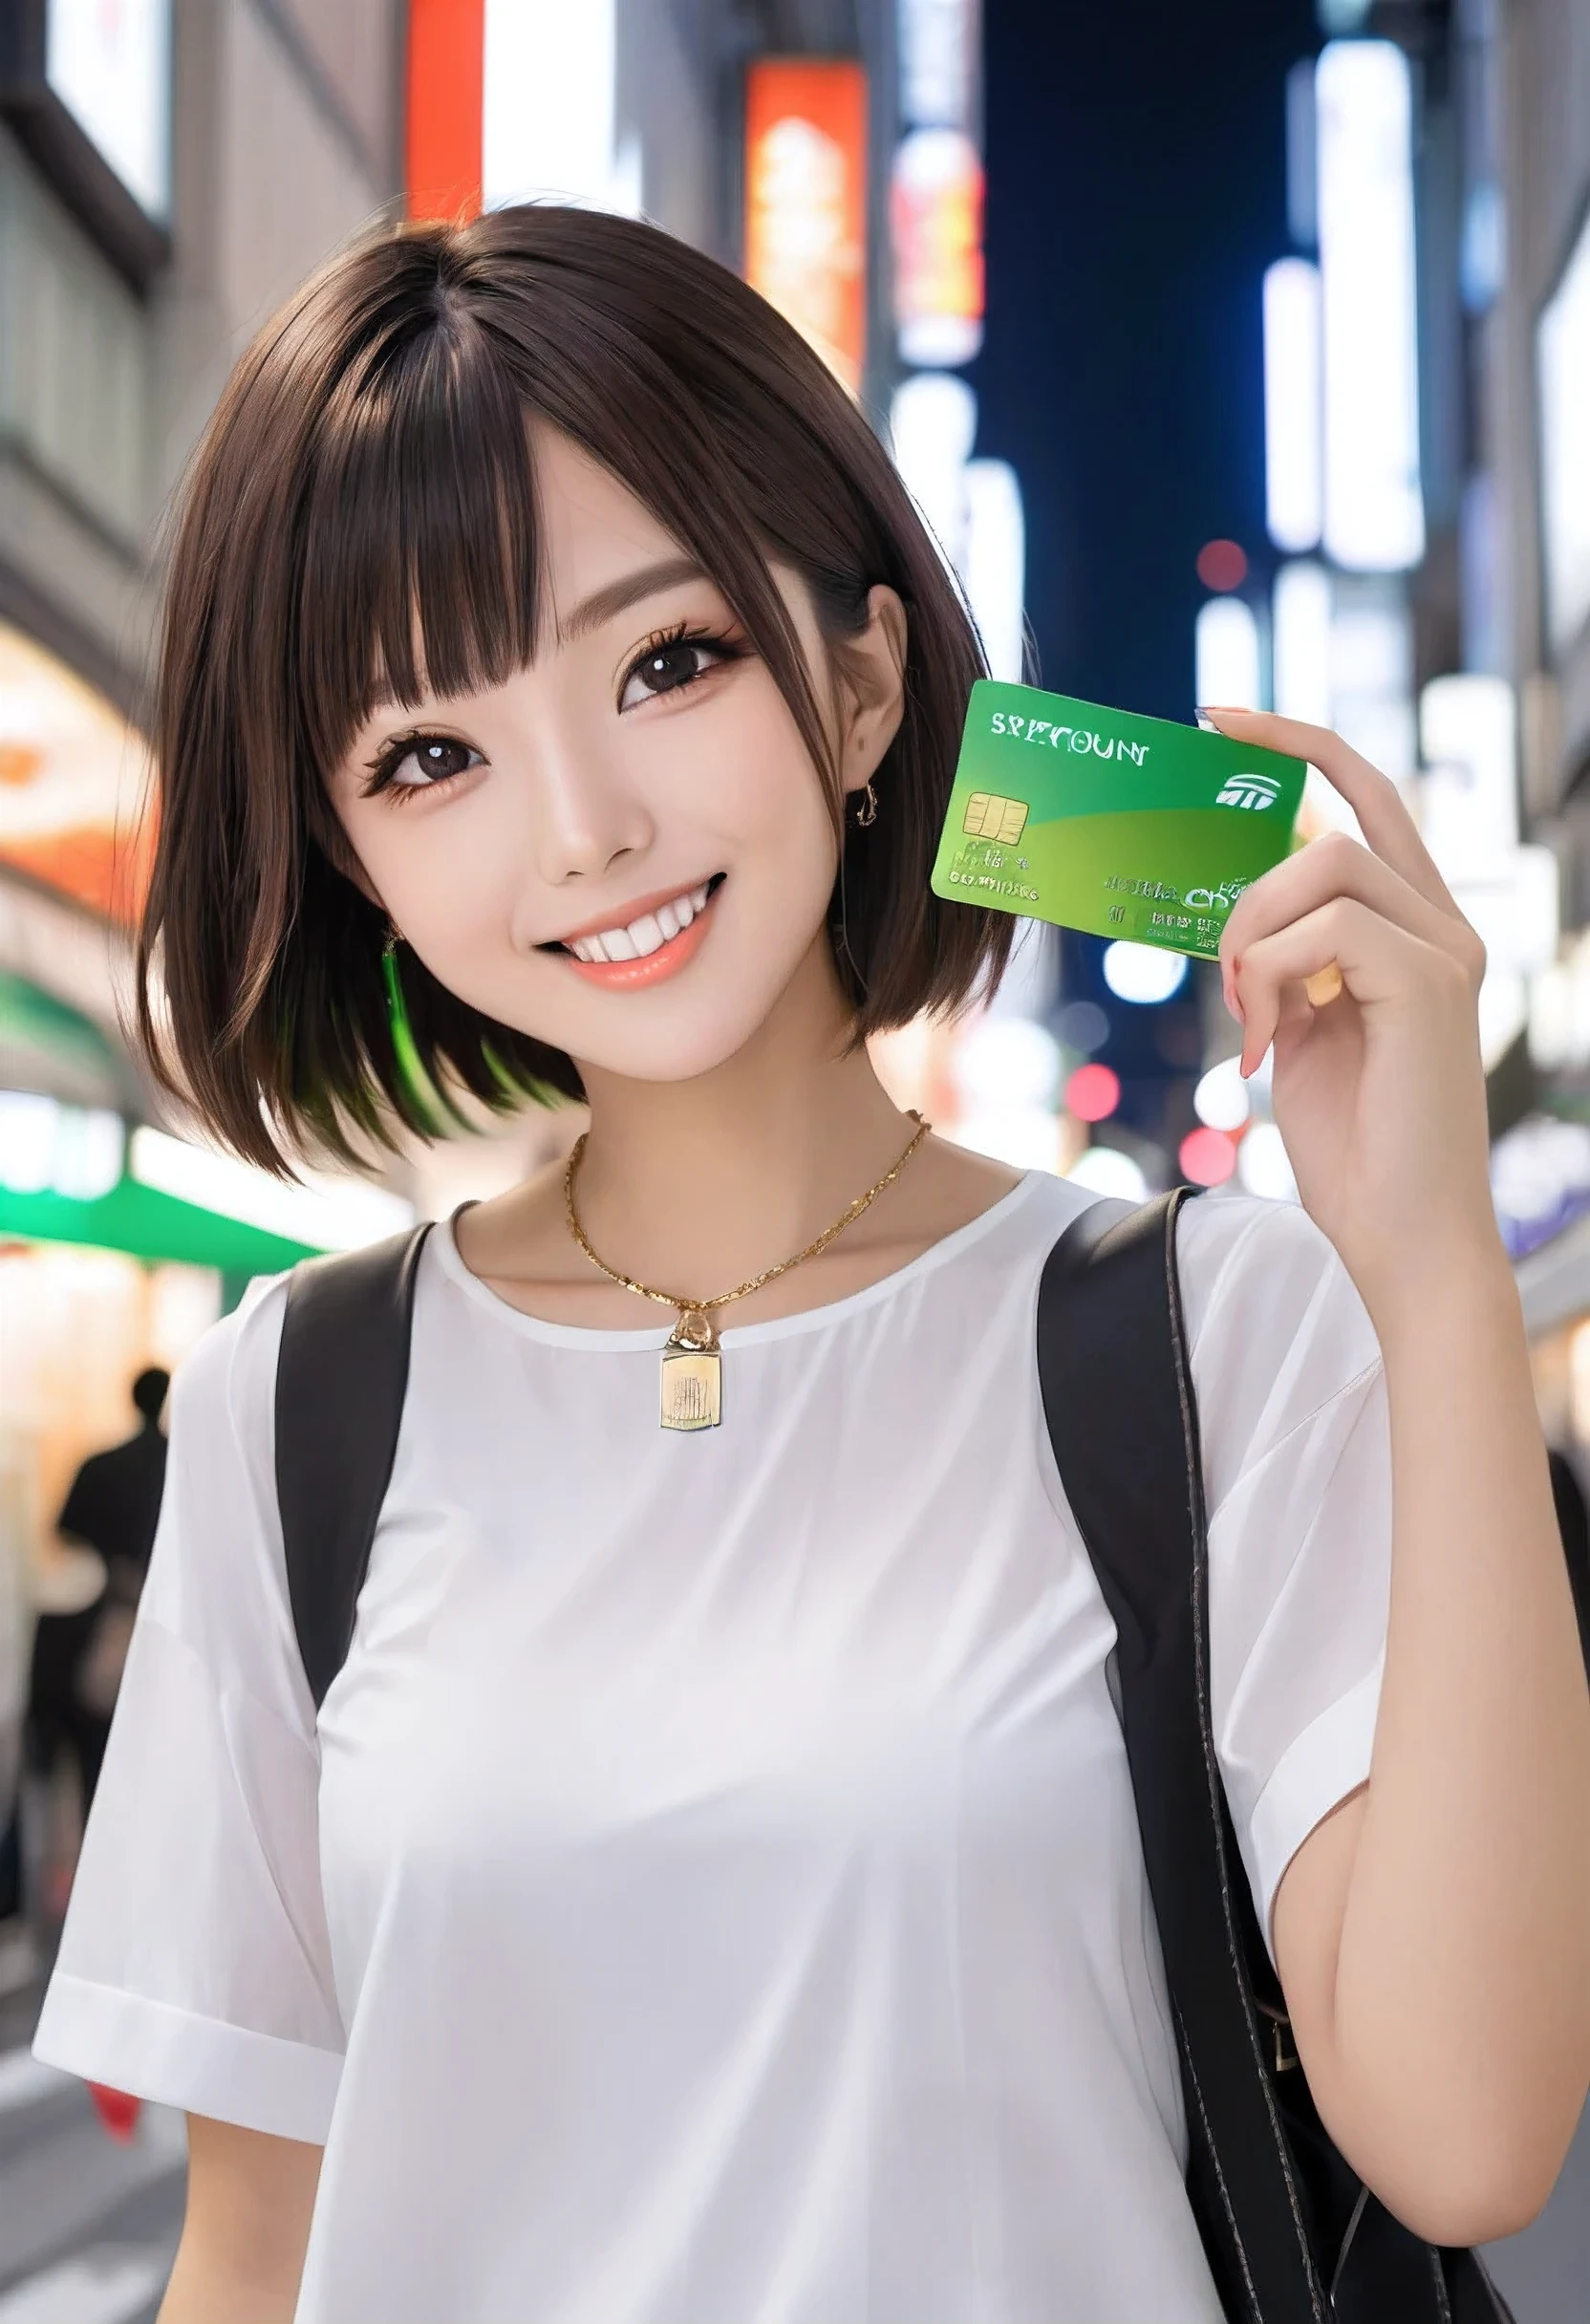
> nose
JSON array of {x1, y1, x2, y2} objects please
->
[{"x1": 527, "y1": 706, "x2": 655, "y2": 896}]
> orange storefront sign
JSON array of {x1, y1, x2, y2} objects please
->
[
  {"x1": 0, "y1": 624, "x2": 156, "y2": 924},
  {"x1": 744, "y1": 60, "x2": 868, "y2": 396}
]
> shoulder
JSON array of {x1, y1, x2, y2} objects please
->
[
  {"x1": 1176, "y1": 1191, "x2": 1379, "y2": 1374},
  {"x1": 1175, "y1": 1193, "x2": 1385, "y2": 1501},
  {"x1": 168, "y1": 1269, "x2": 292, "y2": 1455}
]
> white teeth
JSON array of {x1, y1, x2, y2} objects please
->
[{"x1": 566, "y1": 882, "x2": 714, "y2": 963}]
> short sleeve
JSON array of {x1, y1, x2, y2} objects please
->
[
  {"x1": 1177, "y1": 1193, "x2": 1391, "y2": 1969},
  {"x1": 32, "y1": 1276, "x2": 346, "y2": 2143}
]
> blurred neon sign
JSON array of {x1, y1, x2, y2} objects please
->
[{"x1": 744, "y1": 61, "x2": 868, "y2": 396}]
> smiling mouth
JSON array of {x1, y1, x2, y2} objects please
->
[{"x1": 543, "y1": 873, "x2": 726, "y2": 990}]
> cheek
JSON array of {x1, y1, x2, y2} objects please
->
[
  {"x1": 674, "y1": 677, "x2": 840, "y2": 862},
  {"x1": 339, "y1": 790, "x2": 519, "y2": 955}
]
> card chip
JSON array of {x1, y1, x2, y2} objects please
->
[{"x1": 963, "y1": 792, "x2": 1029, "y2": 844}]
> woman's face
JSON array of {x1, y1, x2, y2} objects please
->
[{"x1": 327, "y1": 426, "x2": 904, "y2": 1087}]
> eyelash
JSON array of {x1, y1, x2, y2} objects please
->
[
  {"x1": 359, "y1": 623, "x2": 741, "y2": 806},
  {"x1": 618, "y1": 620, "x2": 741, "y2": 710},
  {"x1": 360, "y1": 732, "x2": 485, "y2": 805}
]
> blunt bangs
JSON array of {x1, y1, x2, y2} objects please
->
[
  {"x1": 138, "y1": 205, "x2": 1015, "y2": 1173},
  {"x1": 294, "y1": 302, "x2": 542, "y2": 777}
]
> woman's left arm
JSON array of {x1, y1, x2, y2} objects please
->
[{"x1": 1210, "y1": 708, "x2": 1590, "y2": 2249}]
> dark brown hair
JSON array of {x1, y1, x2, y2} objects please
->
[{"x1": 138, "y1": 204, "x2": 1012, "y2": 1172}]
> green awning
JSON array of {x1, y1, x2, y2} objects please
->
[{"x1": 0, "y1": 1173, "x2": 320, "y2": 1273}]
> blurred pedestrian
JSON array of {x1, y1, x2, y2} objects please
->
[{"x1": 25, "y1": 1367, "x2": 169, "y2": 1821}]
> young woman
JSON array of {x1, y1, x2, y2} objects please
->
[{"x1": 32, "y1": 205, "x2": 1590, "y2": 2324}]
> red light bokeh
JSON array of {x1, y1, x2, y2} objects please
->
[
  {"x1": 1195, "y1": 539, "x2": 1248, "y2": 592},
  {"x1": 1066, "y1": 1062, "x2": 1121, "y2": 1123}
]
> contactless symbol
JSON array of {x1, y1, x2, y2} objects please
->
[
  {"x1": 1215, "y1": 772, "x2": 1282, "y2": 811},
  {"x1": 963, "y1": 792, "x2": 1030, "y2": 843}
]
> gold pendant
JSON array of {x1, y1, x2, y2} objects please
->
[{"x1": 660, "y1": 1308, "x2": 721, "y2": 1431}]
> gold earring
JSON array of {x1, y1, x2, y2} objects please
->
[{"x1": 854, "y1": 777, "x2": 878, "y2": 828}]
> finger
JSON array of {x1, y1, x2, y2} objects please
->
[
  {"x1": 1199, "y1": 707, "x2": 1462, "y2": 925},
  {"x1": 1231, "y1": 895, "x2": 1437, "y2": 1077},
  {"x1": 1220, "y1": 829, "x2": 1481, "y2": 991}
]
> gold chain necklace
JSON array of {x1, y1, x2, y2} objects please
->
[{"x1": 565, "y1": 1111, "x2": 931, "y2": 1431}]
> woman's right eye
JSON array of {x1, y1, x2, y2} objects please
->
[{"x1": 365, "y1": 734, "x2": 484, "y2": 799}]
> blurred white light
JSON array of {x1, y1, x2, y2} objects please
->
[
  {"x1": 1272, "y1": 560, "x2": 1332, "y2": 725},
  {"x1": 1330, "y1": 592, "x2": 1410, "y2": 698},
  {"x1": 1538, "y1": 204, "x2": 1590, "y2": 653},
  {"x1": 50, "y1": 1107, "x2": 125, "y2": 1201},
  {"x1": 483, "y1": 0, "x2": 634, "y2": 213},
  {"x1": 1066, "y1": 1146, "x2": 1149, "y2": 1201},
  {"x1": 1326, "y1": 585, "x2": 1415, "y2": 785},
  {"x1": 1528, "y1": 961, "x2": 1577, "y2": 1072},
  {"x1": 950, "y1": 1108, "x2": 1061, "y2": 1173},
  {"x1": 1417, "y1": 675, "x2": 1518, "y2": 880},
  {"x1": 1527, "y1": 932, "x2": 1590, "y2": 1073},
  {"x1": 1263, "y1": 258, "x2": 1323, "y2": 551},
  {"x1": 1103, "y1": 941, "x2": 1189, "y2": 1005},
  {"x1": 1195, "y1": 596, "x2": 1262, "y2": 714},
  {"x1": 130, "y1": 1129, "x2": 414, "y2": 1252},
  {"x1": 0, "y1": 1095, "x2": 127, "y2": 1200},
  {"x1": 0, "y1": 1090, "x2": 59, "y2": 1194},
  {"x1": 1193, "y1": 1057, "x2": 1251, "y2": 1134},
  {"x1": 963, "y1": 458, "x2": 1025, "y2": 681},
  {"x1": 891, "y1": 372, "x2": 978, "y2": 575},
  {"x1": 898, "y1": 0, "x2": 978, "y2": 130},
  {"x1": 953, "y1": 1014, "x2": 1061, "y2": 1109},
  {"x1": 47, "y1": 0, "x2": 171, "y2": 221},
  {"x1": 1451, "y1": 846, "x2": 1560, "y2": 979},
  {"x1": 1236, "y1": 1121, "x2": 1298, "y2": 1201},
  {"x1": 1475, "y1": 967, "x2": 1530, "y2": 1070},
  {"x1": 1317, "y1": 41, "x2": 1424, "y2": 571}
]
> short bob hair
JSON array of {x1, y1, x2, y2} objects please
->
[{"x1": 138, "y1": 204, "x2": 1013, "y2": 1173}]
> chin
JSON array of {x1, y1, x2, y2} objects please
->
[{"x1": 562, "y1": 1000, "x2": 792, "y2": 1087}]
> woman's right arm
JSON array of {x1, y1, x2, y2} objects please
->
[{"x1": 159, "y1": 2117, "x2": 322, "y2": 2324}]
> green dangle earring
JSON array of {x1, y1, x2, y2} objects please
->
[{"x1": 381, "y1": 927, "x2": 457, "y2": 1138}]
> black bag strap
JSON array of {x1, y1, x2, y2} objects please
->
[
  {"x1": 1038, "y1": 1189, "x2": 1327, "y2": 2324},
  {"x1": 274, "y1": 1221, "x2": 435, "y2": 1711}
]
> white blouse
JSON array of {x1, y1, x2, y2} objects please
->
[{"x1": 34, "y1": 1173, "x2": 1391, "y2": 2324}]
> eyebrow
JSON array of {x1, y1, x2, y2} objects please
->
[
  {"x1": 360, "y1": 555, "x2": 714, "y2": 724},
  {"x1": 555, "y1": 554, "x2": 711, "y2": 645}
]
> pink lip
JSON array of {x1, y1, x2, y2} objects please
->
[{"x1": 562, "y1": 883, "x2": 719, "y2": 990}]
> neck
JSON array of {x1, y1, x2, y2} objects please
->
[{"x1": 569, "y1": 936, "x2": 916, "y2": 1296}]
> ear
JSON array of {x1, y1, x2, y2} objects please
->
[{"x1": 838, "y1": 584, "x2": 909, "y2": 802}]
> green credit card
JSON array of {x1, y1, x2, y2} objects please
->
[{"x1": 930, "y1": 680, "x2": 1306, "y2": 962}]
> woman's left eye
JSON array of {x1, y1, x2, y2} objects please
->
[
  {"x1": 365, "y1": 734, "x2": 484, "y2": 799},
  {"x1": 619, "y1": 632, "x2": 735, "y2": 712}
]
